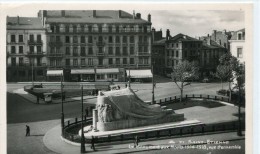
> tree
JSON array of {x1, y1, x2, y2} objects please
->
[
  {"x1": 232, "y1": 63, "x2": 245, "y2": 136},
  {"x1": 171, "y1": 60, "x2": 199, "y2": 102},
  {"x1": 218, "y1": 53, "x2": 240, "y2": 102},
  {"x1": 213, "y1": 65, "x2": 230, "y2": 90}
]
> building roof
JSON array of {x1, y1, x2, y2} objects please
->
[
  {"x1": 168, "y1": 33, "x2": 201, "y2": 42},
  {"x1": 230, "y1": 28, "x2": 245, "y2": 40},
  {"x1": 153, "y1": 38, "x2": 166, "y2": 45},
  {"x1": 6, "y1": 17, "x2": 44, "y2": 30},
  {"x1": 42, "y1": 10, "x2": 150, "y2": 24},
  {"x1": 202, "y1": 39, "x2": 226, "y2": 49}
]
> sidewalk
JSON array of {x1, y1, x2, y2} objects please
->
[
  {"x1": 43, "y1": 124, "x2": 245, "y2": 154},
  {"x1": 13, "y1": 88, "x2": 97, "y2": 104}
]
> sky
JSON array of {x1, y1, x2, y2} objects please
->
[{"x1": 5, "y1": 9, "x2": 244, "y2": 38}]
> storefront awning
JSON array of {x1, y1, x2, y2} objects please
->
[
  {"x1": 96, "y1": 68, "x2": 119, "y2": 74},
  {"x1": 71, "y1": 69, "x2": 95, "y2": 74},
  {"x1": 47, "y1": 70, "x2": 63, "y2": 76},
  {"x1": 126, "y1": 69, "x2": 153, "y2": 78}
]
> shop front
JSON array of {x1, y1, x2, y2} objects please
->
[
  {"x1": 46, "y1": 70, "x2": 63, "y2": 81},
  {"x1": 96, "y1": 68, "x2": 120, "y2": 82},
  {"x1": 126, "y1": 69, "x2": 153, "y2": 83},
  {"x1": 70, "y1": 69, "x2": 95, "y2": 82}
]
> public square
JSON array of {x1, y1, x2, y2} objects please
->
[{"x1": 7, "y1": 79, "x2": 245, "y2": 154}]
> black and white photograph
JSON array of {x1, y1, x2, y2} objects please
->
[{"x1": 1, "y1": 2, "x2": 254, "y2": 154}]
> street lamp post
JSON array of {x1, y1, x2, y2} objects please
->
[
  {"x1": 128, "y1": 69, "x2": 131, "y2": 88},
  {"x1": 32, "y1": 59, "x2": 34, "y2": 86},
  {"x1": 152, "y1": 61, "x2": 155, "y2": 104},
  {"x1": 61, "y1": 73, "x2": 64, "y2": 136},
  {"x1": 237, "y1": 85, "x2": 242, "y2": 136},
  {"x1": 80, "y1": 85, "x2": 86, "y2": 153}
]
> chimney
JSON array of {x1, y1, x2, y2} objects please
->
[
  {"x1": 93, "y1": 10, "x2": 96, "y2": 18},
  {"x1": 148, "y1": 14, "x2": 151, "y2": 22},
  {"x1": 118, "y1": 10, "x2": 122, "y2": 18},
  {"x1": 207, "y1": 37, "x2": 211, "y2": 46},
  {"x1": 42, "y1": 10, "x2": 47, "y2": 27},
  {"x1": 213, "y1": 30, "x2": 217, "y2": 41},
  {"x1": 61, "y1": 10, "x2": 65, "y2": 17},
  {"x1": 152, "y1": 28, "x2": 155, "y2": 42},
  {"x1": 133, "y1": 10, "x2": 135, "y2": 19},
  {"x1": 136, "y1": 13, "x2": 141, "y2": 19},
  {"x1": 166, "y1": 29, "x2": 170, "y2": 41},
  {"x1": 222, "y1": 29, "x2": 226, "y2": 34},
  {"x1": 17, "y1": 16, "x2": 19, "y2": 25}
]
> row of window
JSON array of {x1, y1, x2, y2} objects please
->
[
  {"x1": 49, "y1": 58, "x2": 149, "y2": 67},
  {"x1": 10, "y1": 34, "x2": 42, "y2": 43},
  {"x1": 10, "y1": 46, "x2": 42, "y2": 54},
  {"x1": 50, "y1": 24, "x2": 148, "y2": 33},
  {"x1": 51, "y1": 35, "x2": 149, "y2": 44},
  {"x1": 10, "y1": 57, "x2": 42, "y2": 66},
  {"x1": 167, "y1": 42, "x2": 201, "y2": 48},
  {"x1": 50, "y1": 46, "x2": 149, "y2": 55}
]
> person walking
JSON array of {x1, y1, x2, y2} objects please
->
[
  {"x1": 26, "y1": 125, "x2": 30, "y2": 136},
  {"x1": 91, "y1": 135, "x2": 96, "y2": 151},
  {"x1": 134, "y1": 135, "x2": 140, "y2": 147}
]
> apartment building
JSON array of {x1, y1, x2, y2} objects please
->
[
  {"x1": 200, "y1": 36, "x2": 227, "y2": 76},
  {"x1": 38, "y1": 10, "x2": 152, "y2": 82},
  {"x1": 229, "y1": 28, "x2": 245, "y2": 64},
  {"x1": 151, "y1": 28, "x2": 166, "y2": 75},
  {"x1": 6, "y1": 16, "x2": 47, "y2": 82},
  {"x1": 165, "y1": 30, "x2": 203, "y2": 75}
]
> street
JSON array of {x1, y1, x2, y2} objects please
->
[{"x1": 7, "y1": 81, "x2": 241, "y2": 154}]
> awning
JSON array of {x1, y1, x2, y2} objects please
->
[
  {"x1": 47, "y1": 70, "x2": 63, "y2": 76},
  {"x1": 71, "y1": 69, "x2": 95, "y2": 74},
  {"x1": 126, "y1": 69, "x2": 153, "y2": 78},
  {"x1": 96, "y1": 68, "x2": 119, "y2": 74}
]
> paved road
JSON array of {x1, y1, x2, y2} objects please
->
[
  {"x1": 6, "y1": 82, "x2": 233, "y2": 154},
  {"x1": 7, "y1": 82, "x2": 228, "y2": 124}
]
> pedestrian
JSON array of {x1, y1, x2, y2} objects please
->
[
  {"x1": 117, "y1": 85, "x2": 120, "y2": 90},
  {"x1": 91, "y1": 135, "x2": 96, "y2": 151},
  {"x1": 125, "y1": 83, "x2": 128, "y2": 88},
  {"x1": 134, "y1": 135, "x2": 140, "y2": 147},
  {"x1": 26, "y1": 125, "x2": 30, "y2": 136},
  {"x1": 154, "y1": 82, "x2": 156, "y2": 88}
]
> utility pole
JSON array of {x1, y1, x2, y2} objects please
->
[
  {"x1": 152, "y1": 62, "x2": 155, "y2": 104},
  {"x1": 61, "y1": 73, "x2": 64, "y2": 136},
  {"x1": 32, "y1": 59, "x2": 34, "y2": 86},
  {"x1": 80, "y1": 85, "x2": 86, "y2": 153},
  {"x1": 128, "y1": 69, "x2": 131, "y2": 88}
]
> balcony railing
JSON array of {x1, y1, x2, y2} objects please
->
[
  {"x1": 137, "y1": 52, "x2": 151, "y2": 56},
  {"x1": 73, "y1": 53, "x2": 79, "y2": 56},
  {"x1": 96, "y1": 52, "x2": 105, "y2": 56},
  {"x1": 49, "y1": 41, "x2": 63, "y2": 46},
  {"x1": 28, "y1": 40, "x2": 43, "y2": 45},
  {"x1": 96, "y1": 41, "x2": 106, "y2": 46},
  {"x1": 46, "y1": 53, "x2": 63, "y2": 57},
  {"x1": 138, "y1": 42, "x2": 149, "y2": 46},
  {"x1": 26, "y1": 51, "x2": 45, "y2": 57}
]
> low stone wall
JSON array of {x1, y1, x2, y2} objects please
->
[{"x1": 97, "y1": 113, "x2": 184, "y2": 131}]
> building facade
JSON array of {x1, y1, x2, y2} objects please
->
[
  {"x1": 6, "y1": 16, "x2": 47, "y2": 82},
  {"x1": 151, "y1": 28, "x2": 166, "y2": 75},
  {"x1": 210, "y1": 30, "x2": 233, "y2": 51},
  {"x1": 165, "y1": 31, "x2": 203, "y2": 76},
  {"x1": 200, "y1": 36, "x2": 227, "y2": 76},
  {"x1": 229, "y1": 28, "x2": 245, "y2": 64},
  {"x1": 39, "y1": 10, "x2": 152, "y2": 82}
]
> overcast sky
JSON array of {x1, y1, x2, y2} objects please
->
[{"x1": 6, "y1": 9, "x2": 244, "y2": 37}]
